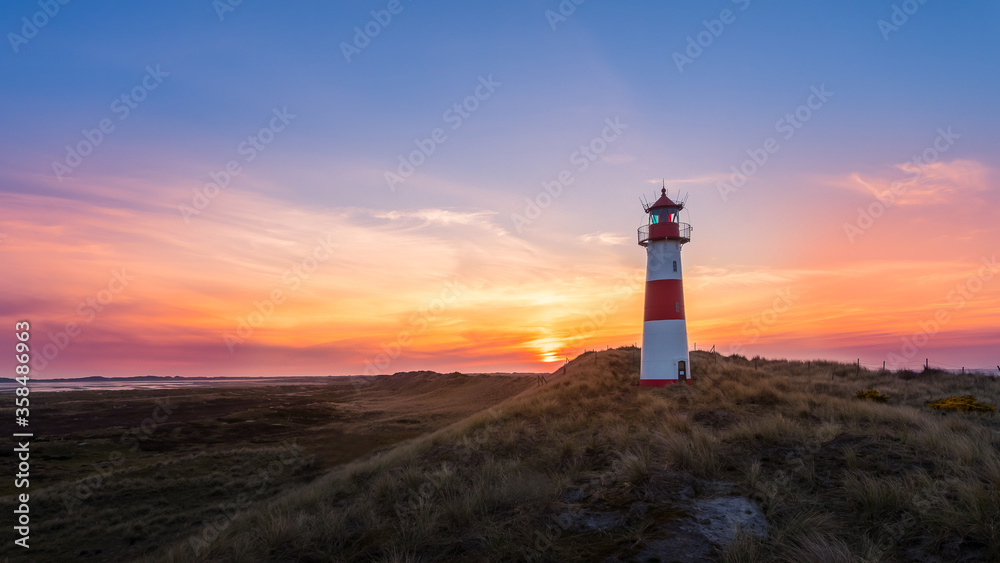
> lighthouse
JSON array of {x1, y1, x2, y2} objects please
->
[{"x1": 638, "y1": 188, "x2": 692, "y2": 386}]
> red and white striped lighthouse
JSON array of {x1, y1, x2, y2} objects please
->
[{"x1": 638, "y1": 188, "x2": 692, "y2": 386}]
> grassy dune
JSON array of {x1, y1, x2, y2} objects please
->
[
  {"x1": 0, "y1": 373, "x2": 532, "y2": 562},
  {"x1": 145, "y1": 348, "x2": 1000, "y2": 562}
]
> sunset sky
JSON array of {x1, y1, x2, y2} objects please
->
[{"x1": 2, "y1": 1, "x2": 998, "y2": 378}]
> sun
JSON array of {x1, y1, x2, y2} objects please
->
[{"x1": 529, "y1": 334, "x2": 567, "y2": 363}]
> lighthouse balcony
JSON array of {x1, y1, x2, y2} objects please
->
[{"x1": 638, "y1": 223, "x2": 691, "y2": 246}]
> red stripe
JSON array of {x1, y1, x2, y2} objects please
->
[
  {"x1": 649, "y1": 222, "x2": 680, "y2": 239},
  {"x1": 638, "y1": 379, "x2": 693, "y2": 387},
  {"x1": 643, "y1": 279, "x2": 685, "y2": 321}
]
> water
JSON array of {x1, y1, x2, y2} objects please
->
[{"x1": 0, "y1": 376, "x2": 345, "y2": 393}]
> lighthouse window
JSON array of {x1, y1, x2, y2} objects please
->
[
  {"x1": 673, "y1": 261, "x2": 677, "y2": 272},
  {"x1": 675, "y1": 302, "x2": 680, "y2": 313}
]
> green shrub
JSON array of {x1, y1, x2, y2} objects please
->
[
  {"x1": 855, "y1": 389, "x2": 889, "y2": 403},
  {"x1": 926, "y1": 395, "x2": 996, "y2": 413}
]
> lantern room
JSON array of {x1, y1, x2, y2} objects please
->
[{"x1": 638, "y1": 188, "x2": 691, "y2": 246}]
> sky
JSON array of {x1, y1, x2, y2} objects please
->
[{"x1": 1, "y1": 0, "x2": 998, "y2": 378}]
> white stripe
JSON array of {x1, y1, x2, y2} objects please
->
[
  {"x1": 640, "y1": 319, "x2": 689, "y2": 381},
  {"x1": 645, "y1": 239, "x2": 683, "y2": 282}
]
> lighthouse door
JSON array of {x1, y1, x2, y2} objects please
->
[{"x1": 678, "y1": 360, "x2": 687, "y2": 382}]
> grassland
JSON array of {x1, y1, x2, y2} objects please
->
[
  {"x1": 0, "y1": 373, "x2": 533, "y2": 562},
  {"x1": 5, "y1": 351, "x2": 998, "y2": 561},
  {"x1": 137, "y1": 348, "x2": 1000, "y2": 562}
]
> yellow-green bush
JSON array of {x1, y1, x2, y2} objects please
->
[
  {"x1": 926, "y1": 395, "x2": 996, "y2": 413},
  {"x1": 855, "y1": 389, "x2": 889, "y2": 403}
]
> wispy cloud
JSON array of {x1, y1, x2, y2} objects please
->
[
  {"x1": 581, "y1": 231, "x2": 628, "y2": 245},
  {"x1": 369, "y1": 208, "x2": 508, "y2": 236},
  {"x1": 0, "y1": 180, "x2": 649, "y2": 376},
  {"x1": 834, "y1": 159, "x2": 993, "y2": 206}
]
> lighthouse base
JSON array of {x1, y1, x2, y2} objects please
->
[{"x1": 639, "y1": 319, "x2": 690, "y2": 386}]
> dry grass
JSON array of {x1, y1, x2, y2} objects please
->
[{"x1": 137, "y1": 349, "x2": 1000, "y2": 562}]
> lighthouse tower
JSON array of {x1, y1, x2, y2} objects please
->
[{"x1": 638, "y1": 188, "x2": 692, "y2": 386}]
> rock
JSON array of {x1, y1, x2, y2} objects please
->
[
  {"x1": 691, "y1": 497, "x2": 768, "y2": 547},
  {"x1": 631, "y1": 497, "x2": 768, "y2": 562}
]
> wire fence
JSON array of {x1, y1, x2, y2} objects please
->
[
  {"x1": 576, "y1": 345, "x2": 999, "y2": 378},
  {"x1": 854, "y1": 359, "x2": 998, "y2": 376}
]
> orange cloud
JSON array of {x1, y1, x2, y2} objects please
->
[
  {"x1": 0, "y1": 172, "x2": 652, "y2": 376},
  {"x1": 835, "y1": 159, "x2": 991, "y2": 206},
  {"x1": 3, "y1": 156, "x2": 998, "y2": 378}
]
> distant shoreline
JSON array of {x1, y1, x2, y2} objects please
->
[{"x1": 0, "y1": 371, "x2": 547, "y2": 393}]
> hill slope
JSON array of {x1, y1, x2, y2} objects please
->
[
  {"x1": 153, "y1": 349, "x2": 1000, "y2": 562},
  {"x1": 2, "y1": 373, "x2": 534, "y2": 562}
]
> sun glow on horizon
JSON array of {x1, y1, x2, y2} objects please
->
[
  {"x1": 3, "y1": 154, "x2": 999, "y2": 378},
  {"x1": 2, "y1": 0, "x2": 999, "y2": 385}
]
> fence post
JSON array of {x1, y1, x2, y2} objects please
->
[{"x1": 856, "y1": 359, "x2": 860, "y2": 377}]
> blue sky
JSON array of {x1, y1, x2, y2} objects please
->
[{"x1": 2, "y1": 0, "x2": 999, "y2": 376}]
